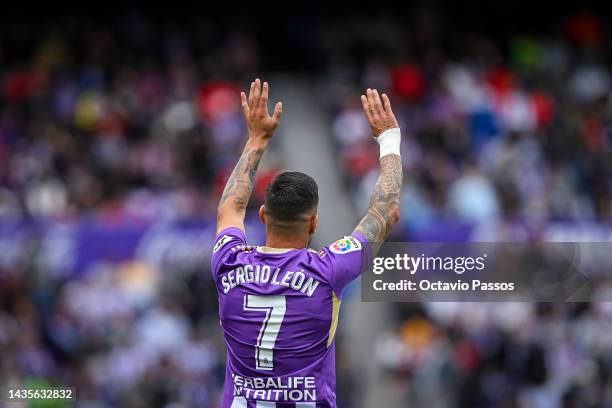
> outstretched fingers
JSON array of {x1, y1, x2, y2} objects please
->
[
  {"x1": 252, "y1": 78, "x2": 262, "y2": 111},
  {"x1": 361, "y1": 94, "x2": 373, "y2": 123},
  {"x1": 361, "y1": 88, "x2": 399, "y2": 136},
  {"x1": 382, "y1": 93, "x2": 398, "y2": 126},
  {"x1": 272, "y1": 101, "x2": 283, "y2": 122},
  {"x1": 243, "y1": 78, "x2": 283, "y2": 131},
  {"x1": 248, "y1": 80, "x2": 256, "y2": 107},
  {"x1": 240, "y1": 92, "x2": 249, "y2": 117},
  {"x1": 366, "y1": 89, "x2": 381, "y2": 122},
  {"x1": 382, "y1": 93, "x2": 393, "y2": 114},
  {"x1": 372, "y1": 89, "x2": 385, "y2": 117},
  {"x1": 261, "y1": 81, "x2": 269, "y2": 114}
]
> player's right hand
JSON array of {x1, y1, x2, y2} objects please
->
[
  {"x1": 360, "y1": 88, "x2": 399, "y2": 137},
  {"x1": 241, "y1": 78, "x2": 283, "y2": 144}
]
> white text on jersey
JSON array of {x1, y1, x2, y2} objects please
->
[{"x1": 221, "y1": 265, "x2": 321, "y2": 296}]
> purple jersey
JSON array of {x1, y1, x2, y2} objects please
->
[{"x1": 211, "y1": 227, "x2": 371, "y2": 408}]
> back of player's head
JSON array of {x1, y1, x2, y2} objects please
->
[{"x1": 264, "y1": 172, "x2": 318, "y2": 222}]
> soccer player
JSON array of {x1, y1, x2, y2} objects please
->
[{"x1": 212, "y1": 78, "x2": 402, "y2": 407}]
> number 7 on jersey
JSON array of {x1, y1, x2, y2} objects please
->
[{"x1": 243, "y1": 295, "x2": 287, "y2": 370}]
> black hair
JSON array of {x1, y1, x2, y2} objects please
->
[{"x1": 264, "y1": 172, "x2": 318, "y2": 222}]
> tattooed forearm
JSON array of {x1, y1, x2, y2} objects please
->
[
  {"x1": 218, "y1": 144, "x2": 265, "y2": 211},
  {"x1": 354, "y1": 154, "x2": 402, "y2": 253}
]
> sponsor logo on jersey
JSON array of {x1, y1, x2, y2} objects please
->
[
  {"x1": 213, "y1": 235, "x2": 232, "y2": 253},
  {"x1": 329, "y1": 236, "x2": 361, "y2": 254}
]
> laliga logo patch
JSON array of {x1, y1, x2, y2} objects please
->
[
  {"x1": 329, "y1": 236, "x2": 361, "y2": 254},
  {"x1": 213, "y1": 235, "x2": 232, "y2": 253}
]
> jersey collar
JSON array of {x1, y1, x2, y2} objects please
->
[{"x1": 256, "y1": 246, "x2": 296, "y2": 254}]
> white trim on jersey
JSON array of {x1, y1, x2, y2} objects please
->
[
  {"x1": 230, "y1": 396, "x2": 247, "y2": 407},
  {"x1": 230, "y1": 399, "x2": 315, "y2": 407}
]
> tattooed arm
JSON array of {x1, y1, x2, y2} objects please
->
[
  {"x1": 217, "y1": 79, "x2": 283, "y2": 234},
  {"x1": 354, "y1": 89, "x2": 402, "y2": 255}
]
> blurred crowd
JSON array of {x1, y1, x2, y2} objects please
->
[
  {"x1": 0, "y1": 8, "x2": 611, "y2": 408},
  {"x1": 1, "y1": 256, "x2": 226, "y2": 407},
  {"x1": 324, "y1": 12, "x2": 612, "y2": 235},
  {"x1": 0, "y1": 15, "x2": 281, "y2": 222},
  {"x1": 375, "y1": 302, "x2": 612, "y2": 407}
]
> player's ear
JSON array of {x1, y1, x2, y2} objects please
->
[
  {"x1": 259, "y1": 205, "x2": 266, "y2": 224},
  {"x1": 309, "y1": 213, "x2": 318, "y2": 234}
]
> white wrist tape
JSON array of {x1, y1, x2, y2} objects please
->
[{"x1": 376, "y1": 127, "x2": 401, "y2": 158}]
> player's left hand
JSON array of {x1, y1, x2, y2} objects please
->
[
  {"x1": 361, "y1": 88, "x2": 399, "y2": 137},
  {"x1": 241, "y1": 78, "x2": 283, "y2": 144}
]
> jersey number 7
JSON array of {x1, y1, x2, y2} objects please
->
[{"x1": 243, "y1": 295, "x2": 287, "y2": 371}]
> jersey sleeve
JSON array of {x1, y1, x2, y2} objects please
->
[
  {"x1": 211, "y1": 227, "x2": 247, "y2": 278},
  {"x1": 321, "y1": 232, "x2": 372, "y2": 297}
]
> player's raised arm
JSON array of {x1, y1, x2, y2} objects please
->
[
  {"x1": 216, "y1": 79, "x2": 283, "y2": 234},
  {"x1": 353, "y1": 89, "x2": 403, "y2": 255}
]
